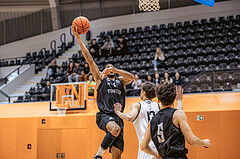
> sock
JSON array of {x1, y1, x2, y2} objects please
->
[
  {"x1": 96, "y1": 146, "x2": 106, "y2": 156},
  {"x1": 101, "y1": 132, "x2": 116, "y2": 150}
]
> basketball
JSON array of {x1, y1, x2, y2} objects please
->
[{"x1": 72, "y1": 16, "x2": 90, "y2": 35}]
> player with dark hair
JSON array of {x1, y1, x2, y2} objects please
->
[
  {"x1": 114, "y1": 82, "x2": 184, "y2": 159},
  {"x1": 71, "y1": 25, "x2": 134, "y2": 159},
  {"x1": 140, "y1": 81, "x2": 210, "y2": 159}
]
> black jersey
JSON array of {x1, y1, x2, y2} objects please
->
[
  {"x1": 150, "y1": 107, "x2": 187, "y2": 158},
  {"x1": 97, "y1": 77, "x2": 125, "y2": 114}
]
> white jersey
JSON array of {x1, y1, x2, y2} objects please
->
[{"x1": 133, "y1": 100, "x2": 160, "y2": 159}]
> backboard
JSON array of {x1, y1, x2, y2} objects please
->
[{"x1": 50, "y1": 82, "x2": 97, "y2": 111}]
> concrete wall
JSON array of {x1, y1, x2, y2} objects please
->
[
  {"x1": 0, "y1": 65, "x2": 34, "y2": 101},
  {"x1": 0, "y1": 66, "x2": 19, "y2": 78},
  {"x1": 0, "y1": 65, "x2": 29, "y2": 78},
  {"x1": 0, "y1": 0, "x2": 239, "y2": 59}
]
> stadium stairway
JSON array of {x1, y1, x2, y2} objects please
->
[{"x1": 5, "y1": 45, "x2": 81, "y2": 103}]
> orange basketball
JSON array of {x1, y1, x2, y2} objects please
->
[{"x1": 72, "y1": 16, "x2": 90, "y2": 35}]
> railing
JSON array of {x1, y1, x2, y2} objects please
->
[
  {"x1": 0, "y1": 94, "x2": 46, "y2": 104},
  {"x1": 182, "y1": 70, "x2": 208, "y2": 88},
  {"x1": 0, "y1": 56, "x2": 25, "y2": 61},
  {"x1": 1, "y1": 83, "x2": 98, "y2": 104},
  {"x1": 0, "y1": 65, "x2": 24, "y2": 84},
  {"x1": 0, "y1": 64, "x2": 32, "y2": 103},
  {"x1": 183, "y1": 69, "x2": 240, "y2": 93},
  {"x1": 0, "y1": 56, "x2": 27, "y2": 66}
]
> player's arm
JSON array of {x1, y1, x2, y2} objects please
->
[
  {"x1": 175, "y1": 86, "x2": 183, "y2": 110},
  {"x1": 115, "y1": 68, "x2": 134, "y2": 85},
  {"x1": 100, "y1": 65, "x2": 134, "y2": 86},
  {"x1": 140, "y1": 123, "x2": 159, "y2": 158},
  {"x1": 175, "y1": 110, "x2": 210, "y2": 147},
  {"x1": 71, "y1": 25, "x2": 102, "y2": 86},
  {"x1": 114, "y1": 103, "x2": 140, "y2": 122}
]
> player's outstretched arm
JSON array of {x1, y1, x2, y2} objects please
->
[
  {"x1": 175, "y1": 86, "x2": 183, "y2": 110},
  {"x1": 71, "y1": 25, "x2": 101, "y2": 86},
  {"x1": 175, "y1": 110, "x2": 210, "y2": 147},
  {"x1": 140, "y1": 123, "x2": 160, "y2": 158},
  {"x1": 114, "y1": 103, "x2": 140, "y2": 122}
]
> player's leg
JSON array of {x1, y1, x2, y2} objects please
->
[
  {"x1": 96, "y1": 121, "x2": 121, "y2": 154},
  {"x1": 109, "y1": 119, "x2": 124, "y2": 159},
  {"x1": 106, "y1": 121, "x2": 121, "y2": 136},
  {"x1": 94, "y1": 113, "x2": 121, "y2": 158},
  {"x1": 111, "y1": 146, "x2": 122, "y2": 159}
]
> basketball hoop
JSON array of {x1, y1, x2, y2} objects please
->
[
  {"x1": 139, "y1": 0, "x2": 160, "y2": 12},
  {"x1": 57, "y1": 106, "x2": 67, "y2": 117}
]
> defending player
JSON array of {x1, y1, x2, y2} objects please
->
[
  {"x1": 114, "y1": 81, "x2": 184, "y2": 159},
  {"x1": 140, "y1": 81, "x2": 210, "y2": 159},
  {"x1": 71, "y1": 25, "x2": 134, "y2": 159}
]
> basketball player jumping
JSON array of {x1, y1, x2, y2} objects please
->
[
  {"x1": 140, "y1": 81, "x2": 210, "y2": 159},
  {"x1": 71, "y1": 25, "x2": 134, "y2": 159},
  {"x1": 114, "y1": 82, "x2": 184, "y2": 159}
]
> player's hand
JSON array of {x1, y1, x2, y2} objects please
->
[
  {"x1": 114, "y1": 103, "x2": 122, "y2": 113},
  {"x1": 71, "y1": 25, "x2": 81, "y2": 41},
  {"x1": 100, "y1": 66, "x2": 115, "y2": 79},
  {"x1": 203, "y1": 139, "x2": 210, "y2": 148},
  {"x1": 176, "y1": 86, "x2": 183, "y2": 101}
]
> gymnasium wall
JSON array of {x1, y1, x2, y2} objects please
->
[
  {"x1": 0, "y1": 5, "x2": 48, "y2": 22},
  {"x1": 0, "y1": 10, "x2": 39, "y2": 22},
  {"x1": 0, "y1": 0, "x2": 240, "y2": 59},
  {"x1": 0, "y1": 92, "x2": 239, "y2": 159},
  {"x1": 0, "y1": 27, "x2": 74, "y2": 59}
]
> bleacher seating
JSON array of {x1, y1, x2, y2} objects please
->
[{"x1": 14, "y1": 14, "x2": 240, "y2": 102}]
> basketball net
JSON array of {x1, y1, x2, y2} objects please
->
[
  {"x1": 57, "y1": 106, "x2": 66, "y2": 117},
  {"x1": 139, "y1": 0, "x2": 160, "y2": 12}
]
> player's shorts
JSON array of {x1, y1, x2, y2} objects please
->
[{"x1": 96, "y1": 112, "x2": 124, "y2": 153}]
